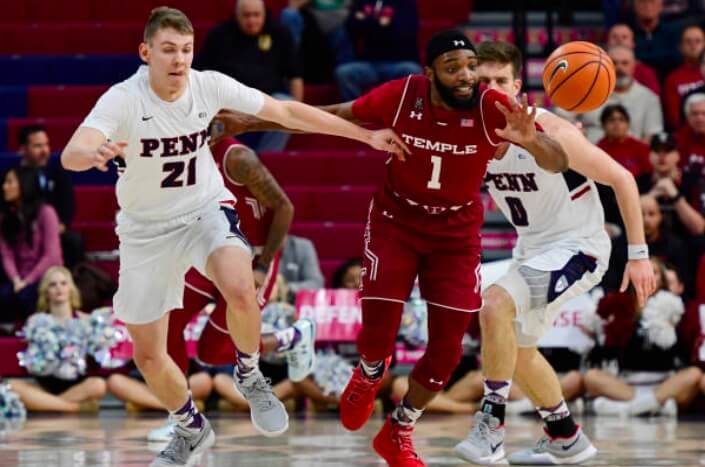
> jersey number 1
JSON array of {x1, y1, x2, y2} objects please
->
[
  {"x1": 427, "y1": 155, "x2": 442, "y2": 190},
  {"x1": 162, "y1": 157, "x2": 197, "y2": 188},
  {"x1": 505, "y1": 196, "x2": 529, "y2": 226}
]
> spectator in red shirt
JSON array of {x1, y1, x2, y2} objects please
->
[
  {"x1": 663, "y1": 24, "x2": 705, "y2": 129},
  {"x1": 597, "y1": 104, "x2": 652, "y2": 177},
  {"x1": 675, "y1": 92, "x2": 705, "y2": 170},
  {"x1": 607, "y1": 23, "x2": 661, "y2": 96}
]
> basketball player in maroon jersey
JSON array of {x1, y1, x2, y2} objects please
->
[
  {"x1": 211, "y1": 29, "x2": 569, "y2": 467},
  {"x1": 167, "y1": 135, "x2": 314, "y2": 378}
]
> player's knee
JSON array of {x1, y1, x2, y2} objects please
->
[
  {"x1": 133, "y1": 348, "x2": 168, "y2": 375},
  {"x1": 480, "y1": 287, "x2": 514, "y2": 332},
  {"x1": 220, "y1": 279, "x2": 257, "y2": 311}
]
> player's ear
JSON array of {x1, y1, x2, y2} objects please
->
[
  {"x1": 139, "y1": 42, "x2": 150, "y2": 64},
  {"x1": 514, "y1": 79, "x2": 523, "y2": 94},
  {"x1": 424, "y1": 66, "x2": 434, "y2": 81}
]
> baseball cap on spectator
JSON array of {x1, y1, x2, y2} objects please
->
[{"x1": 650, "y1": 132, "x2": 677, "y2": 152}]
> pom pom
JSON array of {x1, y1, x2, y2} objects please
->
[
  {"x1": 86, "y1": 307, "x2": 131, "y2": 369},
  {"x1": 312, "y1": 349, "x2": 354, "y2": 397},
  {"x1": 17, "y1": 314, "x2": 61, "y2": 377},
  {"x1": 642, "y1": 291, "x2": 684, "y2": 349},
  {"x1": 0, "y1": 382, "x2": 26, "y2": 438}
]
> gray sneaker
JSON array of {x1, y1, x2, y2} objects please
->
[
  {"x1": 235, "y1": 369, "x2": 289, "y2": 437},
  {"x1": 150, "y1": 418, "x2": 215, "y2": 466},
  {"x1": 454, "y1": 412, "x2": 507, "y2": 465},
  {"x1": 286, "y1": 318, "x2": 316, "y2": 382},
  {"x1": 507, "y1": 427, "x2": 597, "y2": 465}
]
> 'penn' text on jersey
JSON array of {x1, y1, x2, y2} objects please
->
[{"x1": 140, "y1": 129, "x2": 209, "y2": 157}]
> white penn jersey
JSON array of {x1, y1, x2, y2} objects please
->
[
  {"x1": 81, "y1": 65, "x2": 264, "y2": 221},
  {"x1": 485, "y1": 137, "x2": 609, "y2": 262}
]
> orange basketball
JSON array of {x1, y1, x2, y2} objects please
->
[{"x1": 542, "y1": 41, "x2": 616, "y2": 113}]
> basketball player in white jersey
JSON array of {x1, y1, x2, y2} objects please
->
[
  {"x1": 454, "y1": 41, "x2": 656, "y2": 465},
  {"x1": 61, "y1": 8, "x2": 408, "y2": 466}
]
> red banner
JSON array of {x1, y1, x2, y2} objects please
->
[{"x1": 295, "y1": 289, "x2": 362, "y2": 342}]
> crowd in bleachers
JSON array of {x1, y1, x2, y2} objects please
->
[{"x1": 4, "y1": 0, "x2": 705, "y2": 421}]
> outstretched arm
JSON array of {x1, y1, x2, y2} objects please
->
[
  {"x1": 214, "y1": 101, "x2": 359, "y2": 137},
  {"x1": 537, "y1": 110, "x2": 656, "y2": 306},
  {"x1": 224, "y1": 145, "x2": 294, "y2": 286},
  {"x1": 253, "y1": 95, "x2": 409, "y2": 158}
]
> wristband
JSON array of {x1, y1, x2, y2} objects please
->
[
  {"x1": 254, "y1": 262, "x2": 269, "y2": 274},
  {"x1": 628, "y1": 244, "x2": 649, "y2": 261},
  {"x1": 670, "y1": 192, "x2": 683, "y2": 203}
]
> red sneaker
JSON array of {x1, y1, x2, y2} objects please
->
[
  {"x1": 372, "y1": 416, "x2": 426, "y2": 467},
  {"x1": 339, "y1": 357, "x2": 390, "y2": 431}
]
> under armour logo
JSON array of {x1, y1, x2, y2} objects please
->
[
  {"x1": 453, "y1": 40, "x2": 465, "y2": 46},
  {"x1": 410, "y1": 111, "x2": 423, "y2": 120}
]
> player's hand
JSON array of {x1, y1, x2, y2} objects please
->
[
  {"x1": 620, "y1": 258, "x2": 657, "y2": 307},
  {"x1": 213, "y1": 110, "x2": 257, "y2": 138},
  {"x1": 94, "y1": 141, "x2": 127, "y2": 172},
  {"x1": 253, "y1": 269, "x2": 266, "y2": 289},
  {"x1": 494, "y1": 93, "x2": 537, "y2": 146},
  {"x1": 367, "y1": 129, "x2": 410, "y2": 161}
]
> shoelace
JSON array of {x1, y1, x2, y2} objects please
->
[
  {"x1": 347, "y1": 369, "x2": 379, "y2": 404},
  {"x1": 533, "y1": 436, "x2": 550, "y2": 453},
  {"x1": 469, "y1": 416, "x2": 491, "y2": 445},
  {"x1": 393, "y1": 426, "x2": 418, "y2": 458},
  {"x1": 245, "y1": 377, "x2": 276, "y2": 411},
  {"x1": 160, "y1": 430, "x2": 190, "y2": 462}
]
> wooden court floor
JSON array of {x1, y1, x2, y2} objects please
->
[{"x1": 0, "y1": 412, "x2": 703, "y2": 466}]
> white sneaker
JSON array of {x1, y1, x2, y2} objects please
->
[
  {"x1": 286, "y1": 318, "x2": 316, "y2": 383},
  {"x1": 659, "y1": 398, "x2": 678, "y2": 417},
  {"x1": 148, "y1": 420, "x2": 176, "y2": 442}
]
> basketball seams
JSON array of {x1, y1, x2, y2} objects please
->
[
  {"x1": 544, "y1": 50, "x2": 604, "y2": 71},
  {"x1": 547, "y1": 60, "x2": 601, "y2": 99},
  {"x1": 566, "y1": 48, "x2": 603, "y2": 112}
]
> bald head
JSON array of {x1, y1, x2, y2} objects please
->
[
  {"x1": 608, "y1": 23, "x2": 635, "y2": 49},
  {"x1": 609, "y1": 46, "x2": 636, "y2": 89},
  {"x1": 236, "y1": 0, "x2": 265, "y2": 36}
]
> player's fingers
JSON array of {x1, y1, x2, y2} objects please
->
[
  {"x1": 390, "y1": 132, "x2": 411, "y2": 155},
  {"x1": 494, "y1": 128, "x2": 507, "y2": 139},
  {"x1": 495, "y1": 101, "x2": 510, "y2": 116},
  {"x1": 521, "y1": 93, "x2": 529, "y2": 110}
]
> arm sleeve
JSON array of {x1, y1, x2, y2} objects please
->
[
  {"x1": 24, "y1": 205, "x2": 63, "y2": 284},
  {"x1": 351, "y1": 77, "x2": 407, "y2": 126},
  {"x1": 80, "y1": 86, "x2": 130, "y2": 142},
  {"x1": 209, "y1": 71, "x2": 266, "y2": 116},
  {"x1": 0, "y1": 236, "x2": 19, "y2": 281}
]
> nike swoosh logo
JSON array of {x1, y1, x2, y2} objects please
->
[
  {"x1": 549, "y1": 59, "x2": 569, "y2": 82},
  {"x1": 142, "y1": 116, "x2": 154, "y2": 121},
  {"x1": 562, "y1": 435, "x2": 580, "y2": 451},
  {"x1": 491, "y1": 441, "x2": 503, "y2": 453}
]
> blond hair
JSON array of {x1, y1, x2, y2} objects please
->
[
  {"x1": 37, "y1": 266, "x2": 82, "y2": 313},
  {"x1": 144, "y1": 7, "x2": 194, "y2": 44}
]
